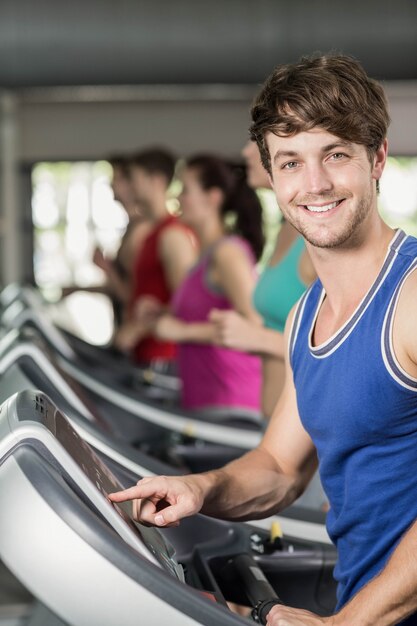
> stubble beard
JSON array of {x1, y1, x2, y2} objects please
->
[{"x1": 282, "y1": 185, "x2": 374, "y2": 250}]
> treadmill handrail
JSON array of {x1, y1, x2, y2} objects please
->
[
  {"x1": 0, "y1": 393, "x2": 160, "y2": 561},
  {"x1": 0, "y1": 342, "x2": 95, "y2": 421},
  {"x1": 0, "y1": 352, "x2": 178, "y2": 480},
  {"x1": 0, "y1": 282, "x2": 22, "y2": 309},
  {"x1": 59, "y1": 356, "x2": 262, "y2": 449},
  {"x1": 0, "y1": 449, "x2": 244, "y2": 626},
  {"x1": 248, "y1": 514, "x2": 331, "y2": 545},
  {"x1": 2, "y1": 303, "x2": 76, "y2": 360}
]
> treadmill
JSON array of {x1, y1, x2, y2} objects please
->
[
  {"x1": 0, "y1": 284, "x2": 181, "y2": 402},
  {"x1": 0, "y1": 341, "x2": 179, "y2": 481},
  {"x1": 0, "y1": 287, "x2": 327, "y2": 509},
  {"x1": 0, "y1": 283, "x2": 38, "y2": 312},
  {"x1": 0, "y1": 330, "x2": 330, "y2": 539},
  {"x1": 0, "y1": 329, "x2": 166, "y2": 448},
  {"x1": 0, "y1": 390, "x2": 337, "y2": 626},
  {"x1": 58, "y1": 324, "x2": 182, "y2": 398},
  {"x1": 0, "y1": 302, "x2": 265, "y2": 468}
]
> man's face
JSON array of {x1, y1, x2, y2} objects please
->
[
  {"x1": 130, "y1": 166, "x2": 156, "y2": 210},
  {"x1": 266, "y1": 128, "x2": 387, "y2": 249},
  {"x1": 111, "y1": 167, "x2": 134, "y2": 207}
]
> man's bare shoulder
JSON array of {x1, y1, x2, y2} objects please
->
[
  {"x1": 393, "y1": 265, "x2": 417, "y2": 366},
  {"x1": 159, "y1": 223, "x2": 195, "y2": 254},
  {"x1": 397, "y1": 265, "x2": 417, "y2": 308}
]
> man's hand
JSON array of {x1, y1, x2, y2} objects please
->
[
  {"x1": 108, "y1": 475, "x2": 207, "y2": 527},
  {"x1": 266, "y1": 604, "x2": 334, "y2": 625},
  {"x1": 134, "y1": 295, "x2": 163, "y2": 323},
  {"x1": 154, "y1": 315, "x2": 187, "y2": 342},
  {"x1": 93, "y1": 247, "x2": 111, "y2": 272},
  {"x1": 113, "y1": 320, "x2": 149, "y2": 351},
  {"x1": 61, "y1": 286, "x2": 78, "y2": 298}
]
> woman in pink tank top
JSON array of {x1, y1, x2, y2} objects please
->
[{"x1": 154, "y1": 154, "x2": 264, "y2": 414}]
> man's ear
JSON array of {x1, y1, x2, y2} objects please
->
[
  {"x1": 372, "y1": 138, "x2": 388, "y2": 183},
  {"x1": 154, "y1": 172, "x2": 169, "y2": 191}
]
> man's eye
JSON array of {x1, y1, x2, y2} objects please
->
[
  {"x1": 283, "y1": 161, "x2": 298, "y2": 170},
  {"x1": 330, "y1": 153, "x2": 346, "y2": 160}
]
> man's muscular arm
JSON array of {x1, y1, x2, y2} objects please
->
[
  {"x1": 109, "y1": 309, "x2": 318, "y2": 525},
  {"x1": 391, "y1": 267, "x2": 417, "y2": 378}
]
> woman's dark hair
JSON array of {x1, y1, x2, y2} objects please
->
[{"x1": 186, "y1": 154, "x2": 265, "y2": 260}]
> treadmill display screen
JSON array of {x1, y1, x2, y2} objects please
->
[{"x1": 34, "y1": 394, "x2": 183, "y2": 580}]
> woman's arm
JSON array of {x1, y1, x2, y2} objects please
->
[
  {"x1": 154, "y1": 238, "x2": 272, "y2": 346},
  {"x1": 154, "y1": 314, "x2": 216, "y2": 344},
  {"x1": 209, "y1": 309, "x2": 285, "y2": 357},
  {"x1": 207, "y1": 238, "x2": 286, "y2": 356},
  {"x1": 210, "y1": 239, "x2": 262, "y2": 323},
  {"x1": 155, "y1": 238, "x2": 261, "y2": 345}
]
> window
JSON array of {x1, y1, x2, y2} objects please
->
[{"x1": 31, "y1": 161, "x2": 126, "y2": 343}]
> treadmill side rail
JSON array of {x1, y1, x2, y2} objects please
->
[{"x1": 0, "y1": 454, "x2": 200, "y2": 626}]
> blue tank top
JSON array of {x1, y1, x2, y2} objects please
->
[
  {"x1": 290, "y1": 229, "x2": 417, "y2": 624},
  {"x1": 253, "y1": 236, "x2": 306, "y2": 332}
]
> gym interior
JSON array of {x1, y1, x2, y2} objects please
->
[{"x1": 0, "y1": 2, "x2": 417, "y2": 625}]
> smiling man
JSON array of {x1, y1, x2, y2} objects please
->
[{"x1": 110, "y1": 55, "x2": 417, "y2": 626}]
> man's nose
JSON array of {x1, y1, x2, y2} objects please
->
[{"x1": 303, "y1": 163, "x2": 333, "y2": 196}]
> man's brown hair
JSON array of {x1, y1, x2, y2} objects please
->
[
  {"x1": 129, "y1": 147, "x2": 176, "y2": 186},
  {"x1": 107, "y1": 154, "x2": 130, "y2": 178},
  {"x1": 250, "y1": 53, "x2": 390, "y2": 176}
]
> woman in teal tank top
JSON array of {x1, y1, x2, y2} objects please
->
[{"x1": 253, "y1": 235, "x2": 306, "y2": 333}]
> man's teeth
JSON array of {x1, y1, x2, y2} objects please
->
[{"x1": 305, "y1": 201, "x2": 340, "y2": 213}]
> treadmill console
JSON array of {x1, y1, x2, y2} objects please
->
[{"x1": 6, "y1": 390, "x2": 184, "y2": 581}]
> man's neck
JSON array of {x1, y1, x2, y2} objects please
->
[
  {"x1": 125, "y1": 201, "x2": 142, "y2": 220},
  {"x1": 146, "y1": 196, "x2": 169, "y2": 223},
  {"x1": 307, "y1": 219, "x2": 395, "y2": 318}
]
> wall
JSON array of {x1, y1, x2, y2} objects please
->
[{"x1": 15, "y1": 82, "x2": 417, "y2": 162}]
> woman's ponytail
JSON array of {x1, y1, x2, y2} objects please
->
[{"x1": 186, "y1": 154, "x2": 265, "y2": 260}]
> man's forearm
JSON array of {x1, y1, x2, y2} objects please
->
[
  {"x1": 197, "y1": 447, "x2": 301, "y2": 522},
  {"x1": 106, "y1": 266, "x2": 131, "y2": 303},
  {"x1": 334, "y1": 520, "x2": 417, "y2": 626}
]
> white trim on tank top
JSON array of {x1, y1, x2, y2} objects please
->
[{"x1": 307, "y1": 229, "x2": 407, "y2": 359}]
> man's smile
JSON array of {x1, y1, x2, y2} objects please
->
[{"x1": 298, "y1": 199, "x2": 345, "y2": 215}]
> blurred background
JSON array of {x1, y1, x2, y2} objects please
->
[{"x1": 1, "y1": 0, "x2": 416, "y2": 341}]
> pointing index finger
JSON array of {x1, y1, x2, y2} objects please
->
[{"x1": 108, "y1": 480, "x2": 160, "y2": 503}]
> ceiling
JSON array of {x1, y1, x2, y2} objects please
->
[{"x1": 1, "y1": 0, "x2": 416, "y2": 88}]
